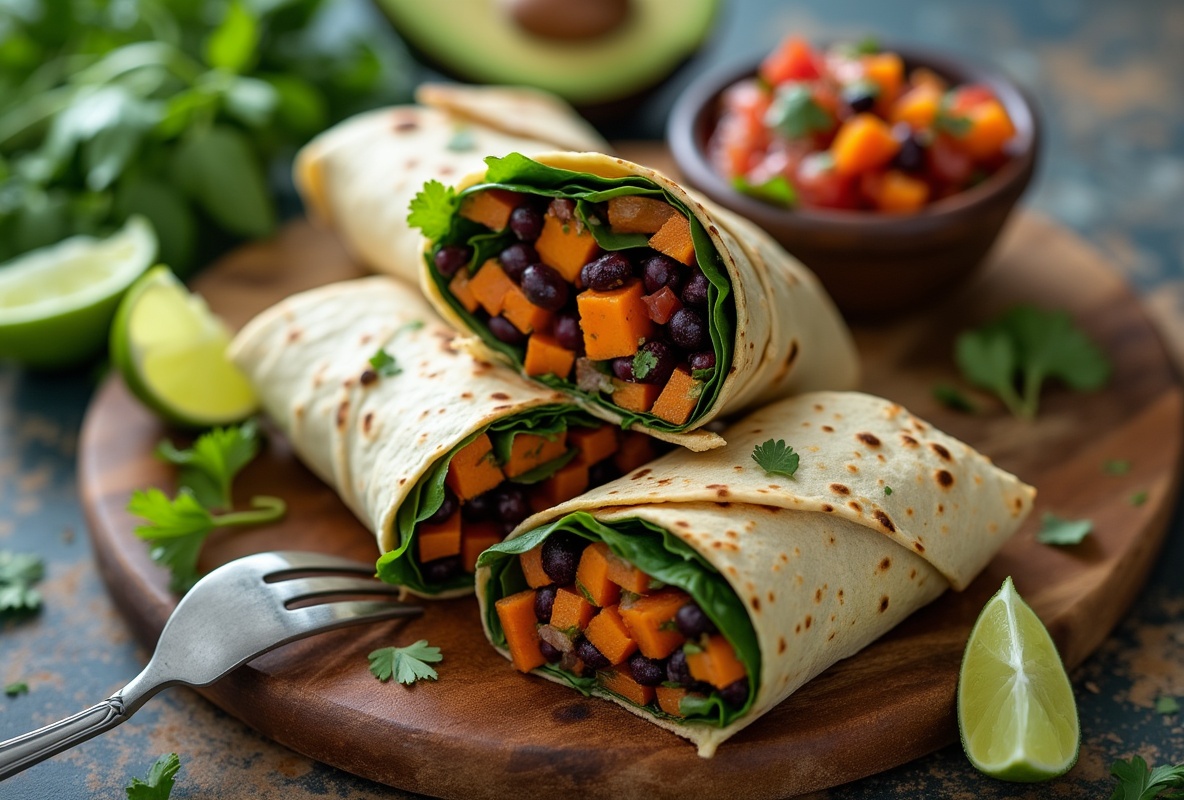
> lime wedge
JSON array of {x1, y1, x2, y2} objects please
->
[
  {"x1": 958, "y1": 576, "x2": 1080, "y2": 782},
  {"x1": 110, "y1": 266, "x2": 257, "y2": 428},
  {"x1": 0, "y1": 217, "x2": 157, "y2": 369}
]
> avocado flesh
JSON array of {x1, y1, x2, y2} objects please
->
[{"x1": 376, "y1": 0, "x2": 718, "y2": 105}]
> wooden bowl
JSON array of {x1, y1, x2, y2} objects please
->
[{"x1": 668, "y1": 45, "x2": 1041, "y2": 319}]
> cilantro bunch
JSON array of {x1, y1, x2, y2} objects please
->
[{"x1": 0, "y1": 0, "x2": 409, "y2": 272}]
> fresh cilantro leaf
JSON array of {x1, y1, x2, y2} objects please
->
[
  {"x1": 5, "y1": 681, "x2": 29, "y2": 697},
  {"x1": 407, "y1": 180, "x2": 458, "y2": 241},
  {"x1": 1036, "y1": 512, "x2": 1093, "y2": 546},
  {"x1": 765, "y1": 84, "x2": 832, "y2": 139},
  {"x1": 632, "y1": 349, "x2": 658, "y2": 380},
  {"x1": 1108, "y1": 755, "x2": 1184, "y2": 800},
  {"x1": 934, "y1": 110, "x2": 972, "y2": 137},
  {"x1": 446, "y1": 127, "x2": 476, "y2": 152},
  {"x1": 1131, "y1": 491, "x2": 1149, "y2": 507},
  {"x1": 1156, "y1": 696, "x2": 1180, "y2": 715},
  {"x1": 0, "y1": 550, "x2": 45, "y2": 616},
  {"x1": 681, "y1": 640, "x2": 704, "y2": 655},
  {"x1": 128, "y1": 489, "x2": 286, "y2": 594},
  {"x1": 1104, "y1": 459, "x2": 1131, "y2": 476},
  {"x1": 155, "y1": 419, "x2": 260, "y2": 510},
  {"x1": 368, "y1": 640, "x2": 443, "y2": 685},
  {"x1": 884, "y1": 486, "x2": 893, "y2": 496},
  {"x1": 731, "y1": 174, "x2": 796, "y2": 207},
  {"x1": 933, "y1": 383, "x2": 978, "y2": 413},
  {"x1": 691, "y1": 367, "x2": 715, "y2": 382},
  {"x1": 752, "y1": 438, "x2": 799, "y2": 478},
  {"x1": 126, "y1": 752, "x2": 180, "y2": 800},
  {"x1": 955, "y1": 306, "x2": 1110, "y2": 419},
  {"x1": 369, "y1": 348, "x2": 402, "y2": 378}
]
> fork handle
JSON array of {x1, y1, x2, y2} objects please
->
[{"x1": 0, "y1": 694, "x2": 131, "y2": 780}]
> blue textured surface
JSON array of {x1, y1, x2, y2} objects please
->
[{"x1": 3, "y1": 0, "x2": 1183, "y2": 797}]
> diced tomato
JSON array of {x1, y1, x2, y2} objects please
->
[
  {"x1": 642, "y1": 286, "x2": 682, "y2": 325},
  {"x1": 793, "y1": 152, "x2": 859, "y2": 210},
  {"x1": 926, "y1": 134, "x2": 974, "y2": 187},
  {"x1": 948, "y1": 84, "x2": 997, "y2": 114},
  {"x1": 709, "y1": 80, "x2": 773, "y2": 178},
  {"x1": 760, "y1": 36, "x2": 822, "y2": 85}
]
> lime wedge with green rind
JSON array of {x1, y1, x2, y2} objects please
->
[
  {"x1": 0, "y1": 216, "x2": 157, "y2": 369},
  {"x1": 958, "y1": 576, "x2": 1080, "y2": 782},
  {"x1": 110, "y1": 266, "x2": 257, "y2": 428}
]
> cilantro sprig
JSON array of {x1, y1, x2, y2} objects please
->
[
  {"x1": 155, "y1": 419, "x2": 259, "y2": 511},
  {"x1": 407, "y1": 180, "x2": 459, "y2": 241},
  {"x1": 368, "y1": 640, "x2": 443, "y2": 685},
  {"x1": 955, "y1": 305, "x2": 1110, "y2": 420},
  {"x1": 125, "y1": 753, "x2": 180, "y2": 800},
  {"x1": 632, "y1": 349, "x2": 658, "y2": 381},
  {"x1": 765, "y1": 84, "x2": 833, "y2": 139},
  {"x1": 5, "y1": 681, "x2": 29, "y2": 697},
  {"x1": 752, "y1": 439, "x2": 800, "y2": 478},
  {"x1": 1109, "y1": 755, "x2": 1184, "y2": 800},
  {"x1": 369, "y1": 348, "x2": 402, "y2": 377},
  {"x1": 0, "y1": 550, "x2": 45, "y2": 616},
  {"x1": 1036, "y1": 513, "x2": 1093, "y2": 546}
]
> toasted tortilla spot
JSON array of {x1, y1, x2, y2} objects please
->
[
  {"x1": 930, "y1": 442, "x2": 953, "y2": 461},
  {"x1": 804, "y1": 614, "x2": 812, "y2": 630},
  {"x1": 821, "y1": 425, "x2": 834, "y2": 433},
  {"x1": 751, "y1": 596, "x2": 761, "y2": 611},
  {"x1": 901, "y1": 434, "x2": 919, "y2": 447},
  {"x1": 363, "y1": 412, "x2": 375, "y2": 434},
  {"x1": 856, "y1": 432, "x2": 881, "y2": 447},
  {"x1": 336, "y1": 400, "x2": 350, "y2": 429},
  {"x1": 879, "y1": 596, "x2": 890, "y2": 612},
  {"x1": 829, "y1": 483, "x2": 851, "y2": 495},
  {"x1": 821, "y1": 503, "x2": 834, "y2": 512},
  {"x1": 778, "y1": 637, "x2": 787, "y2": 654},
  {"x1": 878, "y1": 557, "x2": 892, "y2": 572},
  {"x1": 837, "y1": 589, "x2": 845, "y2": 605},
  {"x1": 631, "y1": 469, "x2": 653, "y2": 480},
  {"x1": 360, "y1": 369, "x2": 378, "y2": 387},
  {"x1": 874, "y1": 511, "x2": 896, "y2": 532},
  {"x1": 936, "y1": 469, "x2": 955, "y2": 488},
  {"x1": 848, "y1": 501, "x2": 862, "y2": 513}
]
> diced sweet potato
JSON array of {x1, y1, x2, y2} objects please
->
[
  {"x1": 584, "y1": 605, "x2": 636, "y2": 665},
  {"x1": 598, "y1": 668, "x2": 655, "y2": 706},
  {"x1": 614, "y1": 432, "x2": 657, "y2": 474},
  {"x1": 523, "y1": 334, "x2": 575, "y2": 379},
  {"x1": 461, "y1": 521, "x2": 502, "y2": 573},
  {"x1": 890, "y1": 84, "x2": 942, "y2": 129},
  {"x1": 575, "y1": 543, "x2": 623, "y2": 608},
  {"x1": 650, "y1": 367, "x2": 701, "y2": 426},
  {"x1": 647, "y1": 213, "x2": 696, "y2": 266},
  {"x1": 459, "y1": 188, "x2": 522, "y2": 231},
  {"x1": 531, "y1": 461, "x2": 590, "y2": 512},
  {"x1": 605, "y1": 551, "x2": 650, "y2": 595},
  {"x1": 831, "y1": 114, "x2": 901, "y2": 177},
  {"x1": 417, "y1": 510, "x2": 462, "y2": 563},
  {"x1": 606, "y1": 196, "x2": 677, "y2": 234},
  {"x1": 862, "y1": 52, "x2": 905, "y2": 107},
  {"x1": 610, "y1": 379, "x2": 661, "y2": 414},
  {"x1": 448, "y1": 269, "x2": 479, "y2": 313},
  {"x1": 619, "y1": 588, "x2": 690, "y2": 659},
  {"x1": 535, "y1": 214, "x2": 601, "y2": 283},
  {"x1": 550, "y1": 586, "x2": 596, "y2": 631},
  {"x1": 445, "y1": 434, "x2": 504, "y2": 501},
  {"x1": 519, "y1": 546, "x2": 552, "y2": 589},
  {"x1": 642, "y1": 286, "x2": 682, "y2": 325},
  {"x1": 568, "y1": 425, "x2": 618, "y2": 466},
  {"x1": 502, "y1": 285, "x2": 552, "y2": 335},
  {"x1": 961, "y1": 99, "x2": 1016, "y2": 159},
  {"x1": 505, "y1": 431, "x2": 568, "y2": 479},
  {"x1": 496, "y1": 589, "x2": 546, "y2": 672},
  {"x1": 874, "y1": 170, "x2": 929, "y2": 213},
  {"x1": 577, "y1": 279, "x2": 654, "y2": 361},
  {"x1": 656, "y1": 685, "x2": 688, "y2": 717},
  {"x1": 686, "y1": 634, "x2": 747, "y2": 690},
  {"x1": 469, "y1": 260, "x2": 515, "y2": 316}
]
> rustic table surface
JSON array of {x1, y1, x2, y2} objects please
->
[{"x1": 2, "y1": 0, "x2": 1182, "y2": 797}]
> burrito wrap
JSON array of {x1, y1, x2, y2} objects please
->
[{"x1": 477, "y1": 391, "x2": 1035, "y2": 754}]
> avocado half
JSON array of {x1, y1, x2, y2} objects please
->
[{"x1": 375, "y1": 0, "x2": 719, "y2": 105}]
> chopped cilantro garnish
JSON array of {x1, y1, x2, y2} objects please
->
[
  {"x1": 5, "y1": 681, "x2": 29, "y2": 697},
  {"x1": 1036, "y1": 512, "x2": 1092, "y2": 546},
  {"x1": 752, "y1": 438, "x2": 799, "y2": 478},
  {"x1": 368, "y1": 640, "x2": 443, "y2": 685},
  {"x1": 1104, "y1": 459, "x2": 1131, "y2": 476},
  {"x1": 369, "y1": 348, "x2": 402, "y2": 377},
  {"x1": 632, "y1": 348, "x2": 658, "y2": 381},
  {"x1": 0, "y1": 550, "x2": 44, "y2": 616},
  {"x1": 765, "y1": 84, "x2": 832, "y2": 139},
  {"x1": 407, "y1": 180, "x2": 458, "y2": 241},
  {"x1": 125, "y1": 753, "x2": 181, "y2": 800},
  {"x1": 1108, "y1": 755, "x2": 1184, "y2": 800}
]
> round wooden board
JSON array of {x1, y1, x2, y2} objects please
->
[{"x1": 80, "y1": 146, "x2": 1182, "y2": 799}]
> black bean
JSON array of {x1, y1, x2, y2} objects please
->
[
  {"x1": 667, "y1": 648, "x2": 695, "y2": 687},
  {"x1": 499, "y1": 242, "x2": 537, "y2": 282},
  {"x1": 462, "y1": 491, "x2": 496, "y2": 521},
  {"x1": 892, "y1": 129, "x2": 926, "y2": 173},
  {"x1": 628, "y1": 652, "x2": 666, "y2": 687},
  {"x1": 636, "y1": 340, "x2": 677, "y2": 385},
  {"x1": 611, "y1": 357, "x2": 636, "y2": 382},
  {"x1": 680, "y1": 271, "x2": 709, "y2": 308},
  {"x1": 553, "y1": 313, "x2": 584, "y2": 352},
  {"x1": 688, "y1": 351, "x2": 716, "y2": 372},
  {"x1": 535, "y1": 584, "x2": 557, "y2": 623},
  {"x1": 588, "y1": 459, "x2": 620, "y2": 487},
  {"x1": 675, "y1": 603, "x2": 717, "y2": 637},
  {"x1": 510, "y1": 204, "x2": 544, "y2": 241},
  {"x1": 669, "y1": 308, "x2": 707, "y2": 351},
  {"x1": 549, "y1": 198, "x2": 576, "y2": 222},
  {"x1": 489, "y1": 314, "x2": 527, "y2": 345},
  {"x1": 522, "y1": 264, "x2": 570, "y2": 312},
  {"x1": 574, "y1": 636, "x2": 611, "y2": 670},
  {"x1": 421, "y1": 555, "x2": 462, "y2": 583},
  {"x1": 580, "y1": 252, "x2": 632, "y2": 292},
  {"x1": 842, "y1": 83, "x2": 877, "y2": 114},
  {"x1": 539, "y1": 640, "x2": 563, "y2": 663},
  {"x1": 719, "y1": 678, "x2": 749, "y2": 708},
  {"x1": 434, "y1": 245, "x2": 472, "y2": 278},
  {"x1": 495, "y1": 485, "x2": 531, "y2": 527},
  {"x1": 541, "y1": 532, "x2": 585, "y2": 585},
  {"x1": 422, "y1": 487, "x2": 458, "y2": 526},
  {"x1": 643, "y1": 253, "x2": 686, "y2": 295}
]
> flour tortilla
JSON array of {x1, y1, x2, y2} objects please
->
[
  {"x1": 477, "y1": 391, "x2": 1036, "y2": 754},
  {"x1": 294, "y1": 84, "x2": 608, "y2": 284},
  {"x1": 228, "y1": 276, "x2": 579, "y2": 597},
  {"x1": 424, "y1": 152, "x2": 860, "y2": 451}
]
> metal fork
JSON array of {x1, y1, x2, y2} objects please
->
[{"x1": 0, "y1": 551, "x2": 420, "y2": 780}]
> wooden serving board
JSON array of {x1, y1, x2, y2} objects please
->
[{"x1": 79, "y1": 145, "x2": 1183, "y2": 798}]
